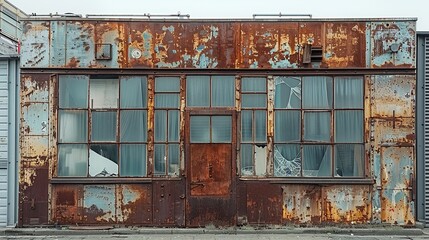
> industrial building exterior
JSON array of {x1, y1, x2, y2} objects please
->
[{"x1": 17, "y1": 16, "x2": 417, "y2": 227}]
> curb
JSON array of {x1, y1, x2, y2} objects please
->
[{"x1": 0, "y1": 227, "x2": 425, "y2": 236}]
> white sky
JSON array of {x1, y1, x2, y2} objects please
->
[{"x1": 9, "y1": 0, "x2": 429, "y2": 31}]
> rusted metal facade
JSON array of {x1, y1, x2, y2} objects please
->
[{"x1": 18, "y1": 17, "x2": 416, "y2": 227}]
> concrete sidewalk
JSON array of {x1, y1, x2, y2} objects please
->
[{"x1": 0, "y1": 226, "x2": 426, "y2": 236}]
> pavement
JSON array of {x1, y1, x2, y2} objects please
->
[{"x1": 1, "y1": 226, "x2": 429, "y2": 239}]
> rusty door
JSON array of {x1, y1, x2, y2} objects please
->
[{"x1": 185, "y1": 111, "x2": 236, "y2": 226}]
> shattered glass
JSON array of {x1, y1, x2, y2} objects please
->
[
  {"x1": 274, "y1": 77, "x2": 301, "y2": 109},
  {"x1": 274, "y1": 144, "x2": 301, "y2": 177}
]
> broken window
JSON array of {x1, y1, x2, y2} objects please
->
[
  {"x1": 57, "y1": 75, "x2": 148, "y2": 177},
  {"x1": 186, "y1": 75, "x2": 235, "y2": 107},
  {"x1": 274, "y1": 76, "x2": 364, "y2": 178},
  {"x1": 154, "y1": 77, "x2": 181, "y2": 176},
  {"x1": 240, "y1": 77, "x2": 267, "y2": 176}
]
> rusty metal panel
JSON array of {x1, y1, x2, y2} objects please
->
[
  {"x1": 153, "y1": 181, "x2": 185, "y2": 226},
  {"x1": 129, "y1": 23, "x2": 185, "y2": 68},
  {"x1": 83, "y1": 185, "x2": 116, "y2": 223},
  {"x1": 21, "y1": 21, "x2": 50, "y2": 68},
  {"x1": 247, "y1": 182, "x2": 282, "y2": 224},
  {"x1": 183, "y1": 23, "x2": 236, "y2": 69},
  {"x1": 116, "y1": 184, "x2": 152, "y2": 224},
  {"x1": 372, "y1": 118, "x2": 414, "y2": 148},
  {"x1": 189, "y1": 144, "x2": 231, "y2": 196},
  {"x1": 65, "y1": 21, "x2": 96, "y2": 68},
  {"x1": 323, "y1": 22, "x2": 366, "y2": 68},
  {"x1": 239, "y1": 22, "x2": 299, "y2": 69},
  {"x1": 381, "y1": 188, "x2": 414, "y2": 225},
  {"x1": 371, "y1": 21, "x2": 416, "y2": 68},
  {"x1": 299, "y1": 22, "x2": 323, "y2": 48},
  {"x1": 379, "y1": 147, "x2": 415, "y2": 225},
  {"x1": 21, "y1": 75, "x2": 49, "y2": 103},
  {"x1": 371, "y1": 75, "x2": 415, "y2": 118},
  {"x1": 93, "y1": 22, "x2": 127, "y2": 68},
  {"x1": 21, "y1": 103, "x2": 48, "y2": 136},
  {"x1": 49, "y1": 21, "x2": 66, "y2": 67},
  {"x1": 52, "y1": 185, "x2": 84, "y2": 224},
  {"x1": 19, "y1": 168, "x2": 49, "y2": 225},
  {"x1": 21, "y1": 136, "x2": 48, "y2": 168},
  {"x1": 282, "y1": 185, "x2": 321, "y2": 224},
  {"x1": 322, "y1": 185, "x2": 371, "y2": 223},
  {"x1": 381, "y1": 147, "x2": 413, "y2": 191}
]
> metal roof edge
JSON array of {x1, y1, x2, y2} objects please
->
[{"x1": 19, "y1": 16, "x2": 418, "y2": 22}]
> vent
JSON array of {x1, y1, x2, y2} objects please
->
[
  {"x1": 424, "y1": 36, "x2": 429, "y2": 224},
  {"x1": 95, "y1": 43, "x2": 112, "y2": 60},
  {"x1": 302, "y1": 44, "x2": 323, "y2": 64}
]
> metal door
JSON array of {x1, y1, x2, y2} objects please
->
[{"x1": 185, "y1": 111, "x2": 236, "y2": 226}]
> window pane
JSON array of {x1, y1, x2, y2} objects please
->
[
  {"x1": 154, "y1": 144, "x2": 166, "y2": 175},
  {"x1": 241, "y1": 110, "x2": 252, "y2": 142},
  {"x1": 120, "y1": 76, "x2": 147, "y2": 108},
  {"x1": 190, "y1": 116, "x2": 210, "y2": 143},
  {"x1": 155, "y1": 94, "x2": 179, "y2": 108},
  {"x1": 212, "y1": 116, "x2": 231, "y2": 143},
  {"x1": 168, "y1": 144, "x2": 180, "y2": 176},
  {"x1": 212, "y1": 76, "x2": 235, "y2": 107},
  {"x1": 89, "y1": 144, "x2": 118, "y2": 177},
  {"x1": 303, "y1": 145, "x2": 331, "y2": 177},
  {"x1": 304, "y1": 112, "x2": 330, "y2": 142},
  {"x1": 274, "y1": 144, "x2": 301, "y2": 177},
  {"x1": 242, "y1": 94, "x2": 267, "y2": 108},
  {"x1": 90, "y1": 78, "x2": 119, "y2": 108},
  {"x1": 241, "y1": 144, "x2": 254, "y2": 175},
  {"x1": 335, "y1": 77, "x2": 363, "y2": 108},
  {"x1": 155, "y1": 77, "x2": 180, "y2": 92},
  {"x1": 120, "y1": 144, "x2": 146, "y2": 177},
  {"x1": 91, "y1": 111, "x2": 116, "y2": 142},
  {"x1": 335, "y1": 110, "x2": 363, "y2": 143},
  {"x1": 335, "y1": 144, "x2": 364, "y2": 177},
  {"x1": 120, "y1": 110, "x2": 147, "y2": 142},
  {"x1": 186, "y1": 76, "x2": 210, "y2": 107},
  {"x1": 59, "y1": 110, "x2": 87, "y2": 143},
  {"x1": 302, "y1": 76, "x2": 332, "y2": 109},
  {"x1": 274, "y1": 77, "x2": 301, "y2": 109},
  {"x1": 155, "y1": 110, "x2": 167, "y2": 142},
  {"x1": 168, "y1": 110, "x2": 180, "y2": 142},
  {"x1": 255, "y1": 110, "x2": 266, "y2": 142},
  {"x1": 59, "y1": 75, "x2": 88, "y2": 108},
  {"x1": 58, "y1": 144, "x2": 88, "y2": 177},
  {"x1": 275, "y1": 110, "x2": 300, "y2": 142},
  {"x1": 242, "y1": 77, "x2": 266, "y2": 92}
]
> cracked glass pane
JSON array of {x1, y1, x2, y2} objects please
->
[
  {"x1": 274, "y1": 77, "x2": 301, "y2": 109},
  {"x1": 274, "y1": 144, "x2": 301, "y2": 177}
]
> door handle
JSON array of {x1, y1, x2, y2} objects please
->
[{"x1": 190, "y1": 182, "x2": 205, "y2": 189}]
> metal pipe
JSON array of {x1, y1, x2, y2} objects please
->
[
  {"x1": 85, "y1": 13, "x2": 190, "y2": 19},
  {"x1": 253, "y1": 13, "x2": 312, "y2": 19}
]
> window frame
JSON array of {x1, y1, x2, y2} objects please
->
[
  {"x1": 239, "y1": 76, "x2": 268, "y2": 176},
  {"x1": 273, "y1": 75, "x2": 365, "y2": 179},
  {"x1": 57, "y1": 75, "x2": 149, "y2": 178}
]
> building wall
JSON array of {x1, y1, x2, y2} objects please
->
[
  {"x1": 19, "y1": 18, "x2": 416, "y2": 227},
  {"x1": 0, "y1": 58, "x2": 18, "y2": 227}
]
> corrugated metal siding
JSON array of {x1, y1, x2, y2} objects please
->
[
  {"x1": 0, "y1": 60, "x2": 8, "y2": 226},
  {"x1": 424, "y1": 36, "x2": 429, "y2": 225}
]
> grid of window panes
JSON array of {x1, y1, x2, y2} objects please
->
[
  {"x1": 154, "y1": 77, "x2": 180, "y2": 176},
  {"x1": 58, "y1": 75, "x2": 148, "y2": 177},
  {"x1": 186, "y1": 75, "x2": 235, "y2": 107},
  {"x1": 240, "y1": 77, "x2": 267, "y2": 176},
  {"x1": 273, "y1": 76, "x2": 364, "y2": 178}
]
